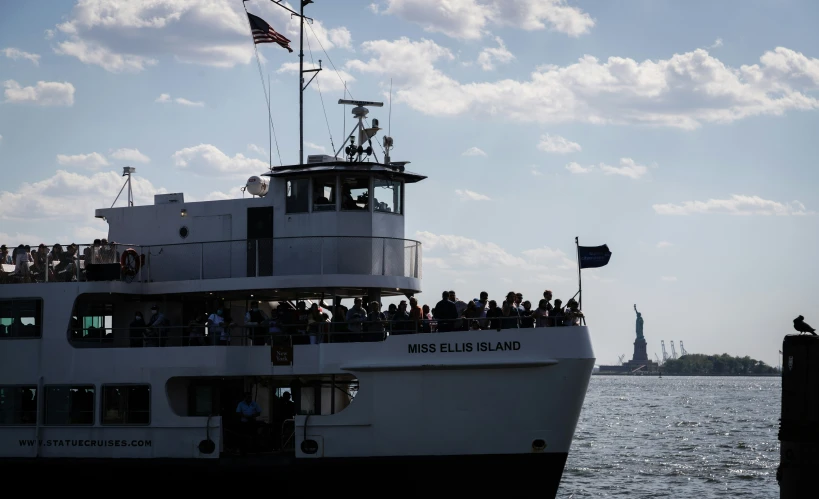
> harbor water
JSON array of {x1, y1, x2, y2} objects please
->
[{"x1": 558, "y1": 376, "x2": 780, "y2": 497}]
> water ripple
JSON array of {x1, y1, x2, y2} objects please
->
[{"x1": 557, "y1": 376, "x2": 780, "y2": 498}]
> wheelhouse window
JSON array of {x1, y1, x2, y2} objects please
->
[
  {"x1": 312, "y1": 177, "x2": 337, "y2": 212},
  {"x1": 102, "y1": 385, "x2": 150, "y2": 425},
  {"x1": 341, "y1": 176, "x2": 369, "y2": 211},
  {"x1": 374, "y1": 178, "x2": 403, "y2": 214},
  {"x1": 0, "y1": 299, "x2": 43, "y2": 338},
  {"x1": 286, "y1": 179, "x2": 309, "y2": 213},
  {"x1": 0, "y1": 386, "x2": 37, "y2": 425},
  {"x1": 45, "y1": 385, "x2": 95, "y2": 425}
]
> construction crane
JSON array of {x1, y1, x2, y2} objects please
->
[
  {"x1": 618, "y1": 354, "x2": 626, "y2": 365},
  {"x1": 655, "y1": 353, "x2": 662, "y2": 366},
  {"x1": 680, "y1": 341, "x2": 688, "y2": 356},
  {"x1": 661, "y1": 340, "x2": 669, "y2": 362},
  {"x1": 670, "y1": 341, "x2": 678, "y2": 360}
]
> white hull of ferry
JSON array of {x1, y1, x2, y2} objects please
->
[{"x1": 0, "y1": 324, "x2": 593, "y2": 493}]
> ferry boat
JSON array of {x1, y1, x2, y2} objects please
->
[{"x1": 0, "y1": 4, "x2": 595, "y2": 494}]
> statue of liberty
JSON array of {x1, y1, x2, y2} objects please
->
[{"x1": 634, "y1": 304, "x2": 644, "y2": 341}]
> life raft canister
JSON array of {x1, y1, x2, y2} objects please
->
[{"x1": 120, "y1": 248, "x2": 141, "y2": 276}]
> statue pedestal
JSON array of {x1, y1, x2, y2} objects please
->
[{"x1": 632, "y1": 338, "x2": 648, "y2": 362}]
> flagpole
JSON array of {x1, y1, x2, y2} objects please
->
[
  {"x1": 576, "y1": 236, "x2": 582, "y2": 311},
  {"x1": 268, "y1": 74, "x2": 272, "y2": 170},
  {"x1": 299, "y1": 0, "x2": 305, "y2": 165}
]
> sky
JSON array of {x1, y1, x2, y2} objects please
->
[{"x1": 2, "y1": 0, "x2": 819, "y2": 367}]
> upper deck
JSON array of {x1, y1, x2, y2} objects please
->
[{"x1": 0, "y1": 160, "x2": 426, "y2": 297}]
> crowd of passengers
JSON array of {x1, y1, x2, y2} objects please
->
[
  {"x1": 0, "y1": 240, "x2": 120, "y2": 283},
  {"x1": 106, "y1": 289, "x2": 584, "y2": 347}
]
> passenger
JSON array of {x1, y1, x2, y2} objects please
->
[
  {"x1": 245, "y1": 300, "x2": 269, "y2": 346},
  {"x1": 331, "y1": 304, "x2": 349, "y2": 342},
  {"x1": 449, "y1": 291, "x2": 468, "y2": 330},
  {"x1": 292, "y1": 301, "x2": 310, "y2": 345},
  {"x1": 187, "y1": 316, "x2": 206, "y2": 346},
  {"x1": 532, "y1": 299, "x2": 550, "y2": 328},
  {"x1": 504, "y1": 292, "x2": 521, "y2": 327},
  {"x1": 485, "y1": 300, "x2": 502, "y2": 330},
  {"x1": 565, "y1": 298, "x2": 583, "y2": 326},
  {"x1": 345, "y1": 298, "x2": 367, "y2": 340},
  {"x1": 408, "y1": 297, "x2": 423, "y2": 333},
  {"x1": 433, "y1": 290, "x2": 457, "y2": 332},
  {"x1": 129, "y1": 311, "x2": 147, "y2": 348},
  {"x1": 475, "y1": 291, "x2": 489, "y2": 327},
  {"x1": 364, "y1": 301, "x2": 387, "y2": 341},
  {"x1": 550, "y1": 299, "x2": 565, "y2": 327},
  {"x1": 236, "y1": 392, "x2": 262, "y2": 456},
  {"x1": 307, "y1": 303, "x2": 330, "y2": 344},
  {"x1": 146, "y1": 305, "x2": 170, "y2": 346},
  {"x1": 500, "y1": 300, "x2": 520, "y2": 329},
  {"x1": 461, "y1": 300, "x2": 481, "y2": 330},
  {"x1": 392, "y1": 300, "x2": 412, "y2": 334},
  {"x1": 520, "y1": 301, "x2": 535, "y2": 328},
  {"x1": 421, "y1": 304, "x2": 433, "y2": 333},
  {"x1": 0, "y1": 244, "x2": 10, "y2": 264},
  {"x1": 206, "y1": 308, "x2": 229, "y2": 345}
]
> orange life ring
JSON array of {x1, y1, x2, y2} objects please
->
[{"x1": 120, "y1": 248, "x2": 141, "y2": 276}]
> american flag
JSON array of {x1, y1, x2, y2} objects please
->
[{"x1": 247, "y1": 12, "x2": 293, "y2": 52}]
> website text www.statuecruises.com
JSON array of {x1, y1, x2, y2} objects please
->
[{"x1": 19, "y1": 439, "x2": 152, "y2": 448}]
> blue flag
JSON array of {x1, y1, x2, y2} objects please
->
[{"x1": 578, "y1": 244, "x2": 612, "y2": 269}]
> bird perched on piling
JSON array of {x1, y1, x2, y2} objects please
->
[{"x1": 793, "y1": 316, "x2": 816, "y2": 335}]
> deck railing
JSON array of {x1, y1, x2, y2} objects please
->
[
  {"x1": 0, "y1": 236, "x2": 422, "y2": 284},
  {"x1": 64, "y1": 316, "x2": 583, "y2": 350}
]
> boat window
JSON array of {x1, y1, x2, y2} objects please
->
[
  {"x1": 102, "y1": 385, "x2": 150, "y2": 425},
  {"x1": 45, "y1": 385, "x2": 95, "y2": 425},
  {"x1": 286, "y1": 179, "x2": 309, "y2": 213},
  {"x1": 0, "y1": 386, "x2": 37, "y2": 425},
  {"x1": 341, "y1": 176, "x2": 369, "y2": 211},
  {"x1": 71, "y1": 301, "x2": 113, "y2": 344},
  {"x1": 374, "y1": 178, "x2": 403, "y2": 214},
  {"x1": 0, "y1": 299, "x2": 43, "y2": 338},
  {"x1": 312, "y1": 177, "x2": 337, "y2": 212}
]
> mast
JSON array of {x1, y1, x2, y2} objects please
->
[{"x1": 299, "y1": 0, "x2": 305, "y2": 165}]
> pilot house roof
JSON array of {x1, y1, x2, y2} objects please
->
[{"x1": 263, "y1": 160, "x2": 426, "y2": 184}]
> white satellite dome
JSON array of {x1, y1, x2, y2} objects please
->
[{"x1": 246, "y1": 176, "x2": 268, "y2": 197}]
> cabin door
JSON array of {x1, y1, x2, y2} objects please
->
[{"x1": 247, "y1": 207, "x2": 273, "y2": 277}]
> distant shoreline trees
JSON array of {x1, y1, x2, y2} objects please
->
[{"x1": 661, "y1": 353, "x2": 778, "y2": 375}]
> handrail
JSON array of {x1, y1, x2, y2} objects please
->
[
  {"x1": 0, "y1": 235, "x2": 423, "y2": 284},
  {"x1": 59, "y1": 315, "x2": 585, "y2": 347}
]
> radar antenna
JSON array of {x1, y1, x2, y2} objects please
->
[
  {"x1": 111, "y1": 166, "x2": 135, "y2": 208},
  {"x1": 334, "y1": 99, "x2": 383, "y2": 163}
]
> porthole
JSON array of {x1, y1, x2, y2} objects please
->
[
  {"x1": 532, "y1": 439, "x2": 547, "y2": 451},
  {"x1": 179, "y1": 226, "x2": 189, "y2": 239}
]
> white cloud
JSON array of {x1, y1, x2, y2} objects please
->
[
  {"x1": 477, "y1": 36, "x2": 514, "y2": 71},
  {"x1": 56, "y1": 152, "x2": 110, "y2": 170},
  {"x1": 247, "y1": 144, "x2": 267, "y2": 157},
  {"x1": 73, "y1": 225, "x2": 109, "y2": 242},
  {"x1": 110, "y1": 148, "x2": 150, "y2": 164},
  {"x1": 565, "y1": 162, "x2": 593, "y2": 174},
  {"x1": 377, "y1": 0, "x2": 594, "y2": 40},
  {"x1": 0, "y1": 170, "x2": 166, "y2": 221},
  {"x1": 599, "y1": 158, "x2": 649, "y2": 179},
  {"x1": 204, "y1": 186, "x2": 245, "y2": 201},
  {"x1": 455, "y1": 189, "x2": 491, "y2": 201},
  {"x1": 0, "y1": 135, "x2": 3, "y2": 142},
  {"x1": 3, "y1": 80, "x2": 75, "y2": 106},
  {"x1": 661, "y1": 276, "x2": 678, "y2": 282},
  {"x1": 346, "y1": 41, "x2": 819, "y2": 129},
  {"x1": 564, "y1": 158, "x2": 650, "y2": 179},
  {"x1": 305, "y1": 142, "x2": 327, "y2": 153},
  {"x1": 709, "y1": 38, "x2": 724, "y2": 49},
  {"x1": 653, "y1": 195, "x2": 812, "y2": 216},
  {"x1": 537, "y1": 133, "x2": 581, "y2": 154},
  {"x1": 2, "y1": 48, "x2": 41, "y2": 66},
  {"x1": 50, "y1": 1, "x2": 350, "y2": 73},
  {"x1": 656, "y1": 241, "x2": 673, "y2": 249},
  {"x1": 462, "y1": 147, "x2": 487, "y2": 157},
  {"x1": 172, "y1": 144, "x2": 270, "y2": 177},
  {"x1": 277, "y1": 62, "x2": 354, "y2": 92},
  {"x1": 155, "y1": 93, "x2": 204, "y2": 107}
]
